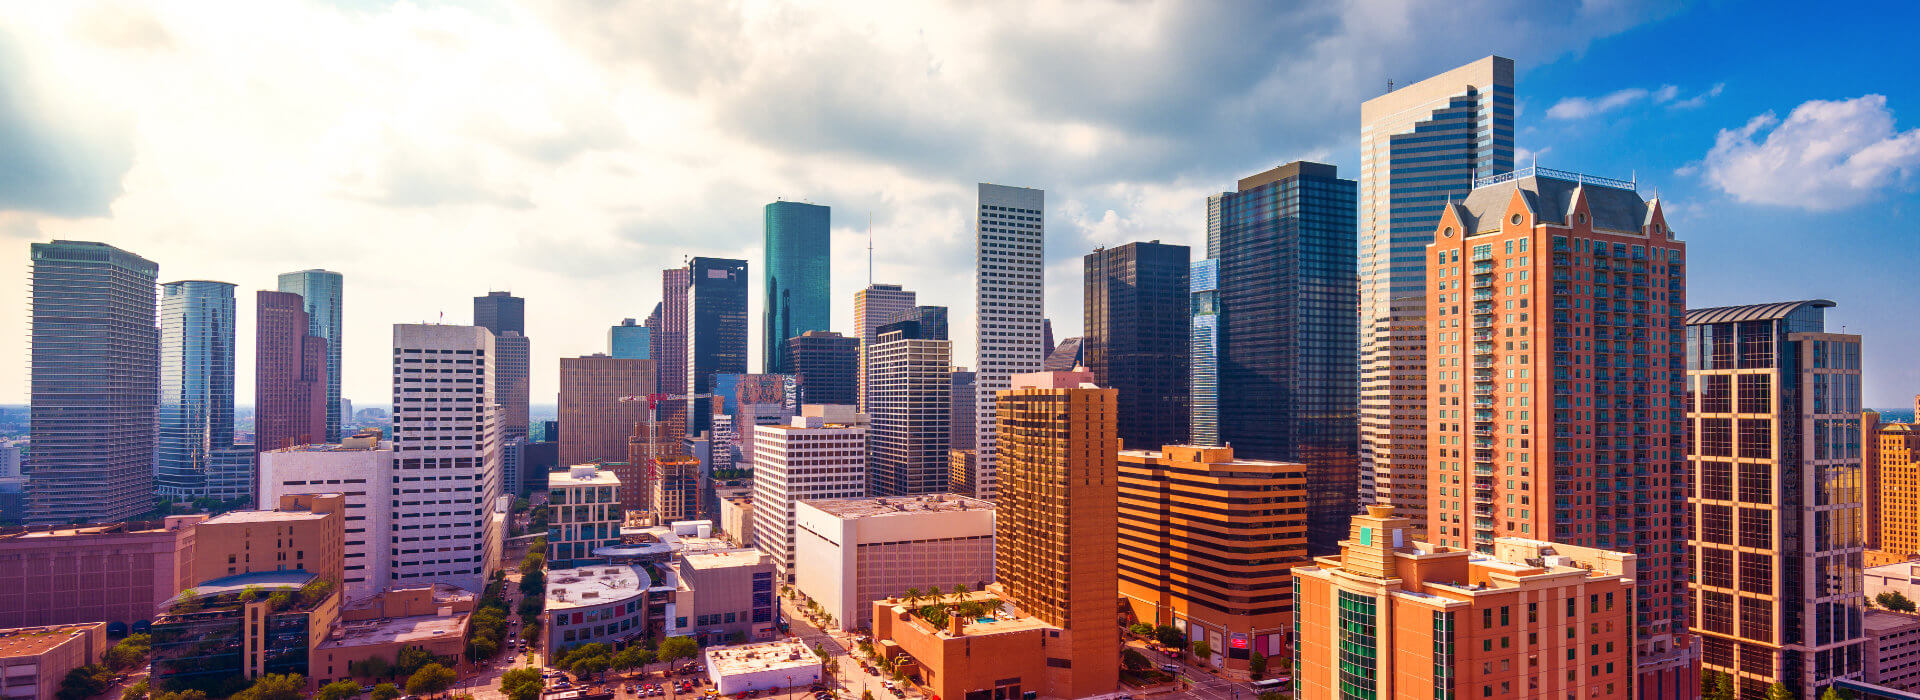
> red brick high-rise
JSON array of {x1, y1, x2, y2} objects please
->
[{"x1": 255, "y1": 291, "x2": 327, "y2": 456}]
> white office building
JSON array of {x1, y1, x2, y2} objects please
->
[
  {"x1": 258, "y1": 431, "x2": 394, "y2": 600},
  {"x1": 972, "y1": 183, "x2": 1045, "y2": 500},
  {"x1": 792, "y1": 494, "x2": 995, "y2": 631},
  {"x1": 389, "y1": 324, "x2": 506, "y2": 593},
  {"x1": 750, "y1": 406, "x2": 867, "y2": 582}
]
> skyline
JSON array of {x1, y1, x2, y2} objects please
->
[{"x1": 3, "y1": 2, "x2": 1919, "y2": 408}]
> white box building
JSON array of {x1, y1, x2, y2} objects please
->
[
  {"x1": 751, "y1": 406, "x2": 867, "y2": 582},
  {"x1": 389, "y1": 324, "x2": 505, "y2": 594},
  {"x1": 792, "y1": 494, "x2": 995, "y2": 631},
  {"x1": 972, "y1": 183, "x2": 1046, "y2": 500},
  {"x1": 705, "y1": 640, "x2": 820, "y2": 695},
  {"x1": 259, "y1": 434, "x2": 394, "y2": 600}
]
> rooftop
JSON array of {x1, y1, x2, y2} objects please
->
[
  {"x1": 705, "y1": 640, "x2": 820, "y2": 676},
  {"x1": 1867, "y1": 609, "x2": 1920, "y2": 634},
  {"x1": 546, "y1": 565, "x2": 650, "y2": 611},
  {"x1": 552, "y1": 464, "x2": 621, "y2": 487},
  {"x1": 172, "y1": 570, "x2": 317, "y2": 601},
  {"x1": 268, "y1": 442, "x2": 387, "y2": 453},
  {"x1": 682, "y1": 550, "x2": 766, "y2": 570},
  {"x1": 1451, "y1": 168, "x2": 1653, "y2": 235},
  {"x1": 0, "y1": 623, "x2": 103, "y2": 658},
  {"x1": 1687, "y1": 299, "x2": 1835, "y2": 326},
  {"x1": 202, "y1": 507, "x2": 335, "y2": 525},
  {"x1": 803, "y1": 494, "x2": 994, "y2": 519},
  {"x1": 343, "y1": 583, "x2": 475, "y2": 613},
  {"x1": 319, "y1": 612, "x2": 467, "y2": 649}
]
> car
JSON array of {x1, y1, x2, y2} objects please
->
[{"x1": 1159, "y1": 663, "x2": 1180, "y2": 673}]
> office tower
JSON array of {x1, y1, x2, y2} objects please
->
[
  {"x1": 657, "y1": 269, "x2": 691, "y2": 436},
  {"x1": 26, "y1": 241, "x2": 159, "y2": 525},
  {"x1": 501, "y1": 438, "x2": 526, "y2": 502},
  {"x1": 1116, "y1": 445, "x2": 1306, "y2": 673},
  {"x1": 390, "y1": 324, "x2": 503, "y2": 592},
  {"x1": 855, "y1": 283, "x2": 917, "y2": 410},
  {"x1": 793, "y1": 494, "x2": 996, "y2": 632},
  {"x1": 1877, "y1": 424, "x2": 1920, "y2": 561},
  {"x1": 278, "y1": 270, "x2": 345, "y2": 441},
  {"x1": 1042, "y1": 318, "x2": 1056, "y2": 359},
  {"x1": 1189, "y1": 259, "x2": 1221, "y2": 446},
  {"x1": 764, "y1": 201, "x2": 832, "y2": 374},
  {"x1": 1424, "y1": 168, "x2": 1691, "y2": 693},
  {"x1": 255, "y1": 291, "x2": 327, "y2": 456},
  {"x1": 1359, "y1": 56, "x2": 1515, "y2": 555},
  {"x1": 990, "y1": 370, "x2": 1118, "y2": 698},
  {"x1": 784, "y1": 331, "x2": 859, "y2": 406},
  {"x1": 651, "y1": 454, "x2": 702, "y2": 522},
  {"x1": 889, "y1": 305, "x2": 949, "y2": 340},
  {"x1": 1085, "y1": 241, "x2": 1191, "y2": 450},
  {"x1": 192, "y1": 493, "x2": 346, "y2": 587},
  {"x1": 474, "y1": 291, "x2": 530, "y2": 443},
  {"x1": 546, "y1": 464, "x2": 621, "y2": 568},
  {"x1": 687, "y1": 257, "x2": 749, "y2": 437},
  {"x1": 1041, "y1": 337, "x2": 1083, "y2": 371},
  {"x1": 948, "y1": 449, "x2": 977, "y2": 495},
  {"x1": 867, "y1": 323, "x2": 952, "y2": 496},
  {"x1": 973, "y1": 184, "x2": 1046, "y2": 501},
  {"x1": 1207, "y1": 161, "x2": 1359, "y2": 553},
  {"x1": 155, "y1": 280, "x2": 238, "y2": 499},
  {"x1": 611, "y1": 318, "x2": 650, "y2": 360},
  {"x1": 751, "y1": 406, "x2": 868, "y2": 582},
  {"x1": 950, "y1": 368, "x2": 976, "y2": 451},
  {"x1": 1866, "y1": 410, "x2": 1883, "y2": 555},
  {"x1": 1366, "y1": 296, "x2": 1430, "y2": 526},
  {"x1": 1291, "y1": 506, "x2": 1637, "y2": 700},
  {"x1": 1686, "y1": 300, "x2": 1867, "y2": 695},
  {"x1": 558, "y1": 355, "x2": 657, "y2": 468},
  {"x1": 473, "y1": 290, "x2": 524, "y2": 335}
]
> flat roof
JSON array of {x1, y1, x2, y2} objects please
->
[
  {"x1": 546, "y1": 565, "x2": 650, "y2": 611},
  {"x1": 802, "y1": 494, "x2": 993, "y2": 519},
  {"x1": 0, "y1": 623, "x2": 102, "y2": 658},
  {"x1": 1866, "y1": 609, "x2": 1920, "y2": 634},
  {"x1": 550, "y1": 466, "x2": 622, "y2": 487},
  {"x1": 319, "y1": 612, "x2": 467, "y2": 649},
  {"x1": 683, "y1": 550, "x2": 765, "y2": 570},
  {"x1": 706, "y1": 640, "x2": 819, "y2": 676},
  {"x1": 267, "y1": 443, "x2": 387, "y2": 453},
  {"x1": 343, "y1": 583, "x2": 475, "y2": 612},
  {"x1": 203, "y1": 508, "x2": 333, "y2": 525},
  {"x1": 164, "y1": 570, "x2": 317, "y2": 607}
]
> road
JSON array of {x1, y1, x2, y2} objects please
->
[
  {"x1": 779, "y1": 596, "x2": 908, "y2": 700},
  {"x1": 1129, "y1": 642, "x2": 1259, "y2": 700}
]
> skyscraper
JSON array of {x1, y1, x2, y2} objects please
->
[
  {"x1": 473, "y1": 290, "x2": 525, "y2": 336},
  {"x1": 1041, "y1": 337, "x2": 1084, "y2": 371},
  {"x1": 1207, "y1": 161, "x2": 1358, "y2": 553},
  {"x1": 390, "y1": 323, "x2": 503, "y2": 592},
  {"x1": 27, "y1": 241, "x2": 159, "y2": 525},
  {"x1": 278, "y1": 269, "x2": 345, "y2": 441},
  {"x1": 558, "y1": 355, "x2": 656, "y2": 468},
  {"x1": 973, "y1": 183, "x2": 1046, "y2": 500},
  {"x1": 475, "y1": 291, "x2": 530, "y2": 443},
  {"x1": 867, "y1": 322, "x2": 951, "y2": 496},
  {"x1": 610, "y1": 318, "x2": 650, "y2": 360},
  {"x1": 752, "y1": 406, "x2": 869, "y2": 582},
  {"x1": 1424, "y1": 167, "x2": 1690, "y2": 694},
  {"x1": 1359, "y1": 56, "x2": 1514, "y2": 543},
  {"x1": 687, "y1": 258, "x2": 749, "y2": 437},
  {"x1": 1686, "y1": 300, "x2": 1866, "y2": 695},
  {"x1": 950, "y1": 368, "x2": 976, "y2": 451},
  {"x1": 1878, "y1": 423, "x2": 1920, "y2": 560},
  {"x1": 784, "y1": 331, "x2": 859, "y2": 407},
  {"x1": 156, "y1": 280, "x2": 238, "y2": 499},
  {"x1": 657, "y1": 270, "x2": 691, "y2": 436},
  {"x1": 1189, "y1": 259, "x2": 1220, "y2": 446},
  {"x1": 764, "y1": 201, "x2": 832, "y2": 374},
  {"x1": 255, "y1": 291, "x2": 328, "y2": 456},
  {"x1": 854, "y1": 283, "x2": 916, "y2": 410},
  {"x1": 1084, "y1": 241, "x2": 1190, "y2": 450}
]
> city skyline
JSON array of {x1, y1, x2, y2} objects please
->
[{"x1": 1, "y1": 4, "x2": 1914, "y2": 410}]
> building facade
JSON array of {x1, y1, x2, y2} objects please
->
[
  {"x1": 547, "y1": 465, "x2": 621, "y2": 568},
  {"x1": 656, "y1": 269, "x2": 691, "y2": 438},
  {"x1": 652, "y1": 453, "x2": 702, "y2": 523},
  {"x1": 545, "y1": 565, "x2": 650, "y2": 651},
  {"x1": 157, "y1": 280, "x2": 240, "y2": 499},
  {"x1": 1084, "y1": 241, "x2": 1191, "y2": 451},
  {"x1": 1189, "y1": 258, "x2": 1220, "y2": 446},
  {"x1": 792, "y1": 495, "x2": 995, "y2": 631},
  {"x1": 785, "y1": 331, "x2": 859, "y2": 407},
  {"x1": 867, "y1": 325, "x2": 952, "y2": 497},
  {"x1": 1865, "y1": 609, "x2": 1920, "y2": 693},
  {"x1": 258, "y1": 434, "x2": 394, "y2": 601},
  {"x1": 0, "y1": 518, "x2": 200, "y2": 629},
  {"x1": 855, "y1": 284, "x2": 917, "y2": 411},
  {"x1": 255, "y1": 291, "x2": 328, "y2": 456},
  {"x1": 689, "y1": 258, "x2": 750, "y2": 437},
  {"x1": 751, "y1": 407, "x2": 868, "y2": 582},
  {"x1": 1879, "y1": 423, "x2": 1920, "y2": 560},
  {"x1": 764, "y1": 201, "x2": 832, "y2": 374},
  {"x1": 0, "y1": 622, "x2": 109, "y2": 700},
  {"x1": 670, "y1": 550, "x2": 779, "y2": 645},
  {"x1": 950, "y1": 369, "x2": 976, "y2": 451},
  {"x1": 193, "y1": 493, "x2": 346, "y2": 587},
  {"x1": 611, "y1": 318, "x2": 650, "y2": 360},
  {"x1": 277, "y1": 270, "x2": 345, "y2": 442},
  {"x1": 973, "y1": 184, "x2": 1047, "y2": 501},
  {"x1": 559, "y1": 355, "x2": 657, "y2": 469},
  {"x1": 475, "y1": 291, "x2": 531, "y2": 445},
  {"x1": 390, "y1": 324, "x2": 504, "y2": 593}
]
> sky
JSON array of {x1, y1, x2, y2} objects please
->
[{"x1": 1, "y1": 0, "x2": 1917, "y2": 409}]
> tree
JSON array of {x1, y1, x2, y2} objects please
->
[
  {"x1": 56, "y1": 665, "x2": 111, "y2": 700},
  {"x1": 570, "y1": 655, "x2": 609, "y2": 682},
  {"x1": 1765, "y1": 683, "x2": 1795, "y2": 700},
  {"x1": 904, "y1": 587, "x2": 922, "y2": 605},
  {"x1": 1700, "y1": 671, "x2": 1719, "y2": 700},
  {"x1": 1878, "y1": 591, "x2": 1917, "y2": 613},
  {"x1": 370, "y1": 684, "x2": 402, "y2": 700},
  {"x1": 950, "y1": 583, "x2": 969, "y2": 602},
  {"x1": 862, "y1": 691, "x2": 874, "y2": 700},
  {"x1": 231, "y1": 674, "x2": 306, "y2": 700},
  {"x1": 1710, "y1": 671, "x2": 1736, "y2": 700},
  {"x1": 1191, "y1": 640, "x2": 1213, "y2": 662},
  {"x1": 501, "y1": 668, "x2": 543, "y2": 700},
  {"x1": 467, "y1": 636, "x2": 499, "y2": 661},
  {"x1": 353, "y1": 655, "x2": 395, "y2": 681},
  {"x1": 315, "y1": 681, "x2": 363, "y2": 700},
  {"x1": 1127, "y1": 623, "x2": 1153, "y2": 638},
  {"x1": 1121, "y1": 649, "x2": 1149, "y2": 672},
  {"x1": 613, "y1": 647, "x2": 655, "y2": 677},
  {"x1": 397, "y1": 645, "x2": 439, "y2": 675},
  {"x1": 1823, "y1": 687, "x2": 1855, "y2": 700},
  {"x1": 519, "y1": 553, "x2": 545, "y2": 578},
  {"x1": 121, "y1": 679, "x2": 150, "y2": 700},
  {"x1": 153, "y1": 691, "x2": 209, "y2": 700},
  {"x1": 406, "y1": 664, "x2": 457, "y2": 698},
  {"x1": 1250, "y1": 651, "x2": 1267, "y2": 680},
  {"x1": 105, "y1": 634, "x2": 152, "y2": 671},
  {"x1": 658, "y1": 636, "x2": 701, "y2": 667},
  {"x1": 1155, "y1": 625, "x2": 1186, "y2": 650}
]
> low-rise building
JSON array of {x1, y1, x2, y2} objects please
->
[
  {"x1": 0, "y1": 623, "x2": 108, "y2": 700},
  {"x1": 793, "y1": 495, "x2": 994, "y2": 632},
  {"x1": 545, "y1": 565, "x2": 650, "y2": 653},
  {"x1": 704, "y1": 640, "x2": 820, "y2": 695},
  {"x1": 718, "y1": 495, "x2": 753, "y2": 547},
  {"x1": 1869, "y1": 560, "x2": 1920, "y2": 604},
  {"x1": 309, "y1": 584, "x2": 475, "y2": 686},
  {"x1": 668, "y1": 550, "x2": 777, "y2": 645},
  {"x1": 258, "y1": 432, "x2": 393, "y2": 600},
  {"x1": 1866, "y1": 610, "x2": 1920, "y2": 692},
  {"x1": 869, "y1": 590, "x2": 1079, "y2": 700},
  {"x1": 0, "y1": 517, "x2": 202, "y2": 631},
  {"x1": 652, "y1": 454, "x2": 703, "y2": 523},
  {"x1": 549, "y1": 464, "x2": 623, "y2": 568},
  {"x1": 149, "y1": 571, "x2": 342, "y2": 695},
  {"x1": 194, "y1": 493, "x2": 346, "y2": 587}
]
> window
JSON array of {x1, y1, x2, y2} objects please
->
[
  {"x1": 1738, "y1": 553, "x2": 1774, "y2": 595},
  {"x1": 1739, "y1": 419, "x2": 1773, "y2": 459},
  {"x1": 1699, "y1": 461, "x2": 1733, "y2": 501},
  {"x1": 1701, "y1": 375, "x2": 1732, "y2": 413},
  {"x1": 1699, "y1": 419, "x2": 1733, "y2": 457},
  {"x1": 1739, "y1": 508, "x2": 1772, "y2": 548},
  {"x1": 1700, "y1": 591, "x2": 1734, "y2": 633},
  {"x1": 1739, "y1": 597, "x2": 1774, "y2": 642},
  {"x1": 1737, "y1": 463, "x2": 1772, "y2": 504},
  {"x1": 1738, "y1": 375, "x2": 1771, "y2": 413},
  {"x1": 1700, "y1": 505, "x2": 1734, "y2": 544}
]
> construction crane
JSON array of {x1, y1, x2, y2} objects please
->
[{"x1": 617, "y1": 392, "x2": 718, "y2": 510}]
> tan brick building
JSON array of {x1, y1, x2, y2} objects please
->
[
  {"x1": 193, "y1": 493, "x2": 346, "y2": 588},
  {"x1": 0, "y1": 622, "x2": 108, "y2": 700},
  {"x1": 559, "y1": 354, "x2": 656, "y2": 469},
  {"x1": 0, "y1": 517, "x2": 201, "y2": 629}
]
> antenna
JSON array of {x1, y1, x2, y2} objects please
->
[
  {"x1": 1386, "y1": 78, "x2": 1394, "y2": 93},
  {"x1": 866, "y1": 213, "x2": 874, "y2": 286}
]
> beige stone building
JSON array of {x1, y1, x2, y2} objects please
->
[
  {"x1": 194, "y1": 493, "x2": 346, "y2": 588},
  {"x1": 0, "y1": 622, "x2": 108, "y2": 700}
]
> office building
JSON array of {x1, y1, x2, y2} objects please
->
[
  {"x1": 278, "y1": 269, "x2": 345, "y2": 441},
  {"x1": 732, "y1": 374, "x2": 801, "y2": 467},
  {"x1": 473, "y1": 290, "x2": 524, "y2": 336},
  {"x1": 668, "y1": 550, "x2": 779, "y2": 644},
  {"x1": 657, "y1": 269, "x2": 691, "y2": 437},
  {"x1": 1291, "y1": 506, "x2": 1637, "y2": 700},
  {"x1": 611, "y1": 318, "x2": 650, "y2": 360},
  {"x1": 558, "y1": 354, "x2": 656, "y2": 468},
  {"x1": 653, "y1": 453, "x2": 703, "y2": 522},
  {"x1": 475, "y1": 291, "x2": 531, "y2": 444},
  {"x1": 974, "y1": 184, "x2": 1047, "y2": 501},
  {"x1": 948, "y1": 449, "x2": 976, "y2": 496},
  {"x1": 1424, "y1": 167, "x2": 1691, "y2": 693},
  {"x1": 868, "y1": 323, "x2": 953, "y2": 496},
  {"x1": 1084, "y1": 242, "x2": 1190, "y2": 450},
  {"x1": 856, "y1": 284, "x2": 917, "y2": 410},
  {"x1": 1189, "y1": 259, "x2": 1220, "y2": 446},
  {"x1": 0, "y1": 517, "x2": 200, "y2": 629},
  {"x1": 1040, "y1": 337, "x2": 1082, "y2": 372},
  {"x1": 764, "y1": 201, "x2": 832, "y2": 374},
  {"x1": 1366, "y1": 295, "x2": 1430, "y2": 530},
  {"x1": 704, "y1": 640, "x2": 818, "y2": 695},
  {"x1": 259, "y1": 432, "x2": 394, "y2": 600},
  {"x1": 390, "y1": 324, "x2": 504, "y2": 593},
  {"x1": 255, "y1": 291, "x2": 328, "y2": 456},
  {"x1": 1042, "y1": 319, "x2": 1056, "y2": 358},
  {"x1": 1359, "y1": 56, "x2": 1515, "y2": 561},
  {"x1": 793, "y1": 495, "x2": 995, "y2": 632},
  {"x1": 688, "y1": 257, "x2": 749, "y2": 437},
  {"x1": 1685, "y1": 300, "x2": 1867, "y2": 695},
  {"x1": 27, "y1": 240, "x2": 159, "y2": 525},
  {"x1": 751, "y1": 406, "x2": 868, "y2": 582},
  {"x1": 1116, "y1": 445, "x2": 1308, "y2": 672},
  {"x1": 193, "y1": 493, "x2": 346, "y2": 587},
  {"x1": 1865, "y1": 609, "x2": 1920, "y2": 693},
  {"x1": 950, "y1": 369, "x2": 976, "y2": 451},
  {"x1": 544, "y1": 564, "x2": 650, "y2": 651},
  {"x1": 1880, "y1": 423, "x2": 1920, "y2": 560},
  {"x1": 785, "y1": 331, "x2": 859, "y2": 406},
  {"x1": 1867, "y1": 410, "x2": 1884, "y2": 554},
  {"x1": 0, "y1": 622, "x2": 109, "y2": 700},
  {"x1": 547, "y1": 464, "x2": 621, "y2": 568},
  {"x1": 156, "y1": 280, "x2": 239, "y2": 499},
  {"x1": 309, "y1": 585, "x2": 476, "y2": 687},
  {"x1": 149, "y1": 571, "x2": 341, "y2": 694}
]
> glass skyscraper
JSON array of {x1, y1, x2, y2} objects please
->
[
  {"x1": 1189, "y1": 258, "x2": 1220, "y2": 447},
  {"x1": 157, "y1": 280, "x2": 238, "y2": 498},
  {"x1": 610, "y1": 318, "x2": 650, "y2": 359},
  {"x1": 277, "y1": 269, "x2": 344, "y2": 442},
  {"x1": 1084, "y1": 241, "x2": 1190, "y2": 451},
  {"x1": 688, "y1": 257, "x2": 749, "y2": 436},
  {"x1": 763, "y1": 201, "x2": 831, "y2": 374}
]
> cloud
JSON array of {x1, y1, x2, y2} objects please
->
[
  {"x1": 1698, "y1": 95, "x2": 1920, "y2": 210},
  {"x1": 0, "y1": 28, "x2": 133, "y2": 217},
  {"x1": 1546, "y1": 81, "x2": 1725, "y2": 119},
  {"x1": 1668, "y1": 82, "x2": 1725, "y2": 110}
]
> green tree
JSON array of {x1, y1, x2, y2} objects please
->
[
  {"x1": 904, "y1": 587, "x2": 922, "y2": 605},
  {"x1": 120, "y1": 679, "x2": 150, "y2": 700},
  {"x1": 396, "y1": 645, "x2": 438, "y2": 675},
  {"x1": 1823, "y1": 687, "x2": 1855, "y2": 700},
  {"x1": 613, "y1": 647, "x2": 654, "y2": 677},
  {"x1": 1700, "y1": 671, "x2": 1719, "y2": 700},
  {"x1": 658, "y1": 636, "x2": 700, "y2": 667},
  {"x1": 352, "y1": 655, "x2": 395, "y2": 681},
  {"x1": 153, "y1": 691, "x2": 209, "y2": 700},
  {"x1": 950, "y1": 583, "x2": 969, "y2": 602},
  {"x1": 171, "y1": 590, "x2": 201, "y2": 614},
  {"x1": 1711, "y1": 672, "x2": 1736, "y2": 700},
  {"x1": 315, "y1": 680, "x2": 363, "y2": 700},
  {"x1": 1126, "y1": 623, "x2": 1153, "y2": 638},
  {"x1": 1765, "y1": 683, "x2": 1795, "y2": 700},
  {"x1": 570, "y1": 655, "x2": 609, "y2": 682},
  {"x1": 406, "y1": 664, "x2": 457, "y2": 698},
  {"x1": 370, "y1": 684, "x2": 402, "y2": 700},
  {"x1": 1878, "y1": 590, "x2": 1917, "y2": 613},
  {"x1": 1121, "y1": 649, "x2": 1149, "y2": 672},
  {"x1": 104, "y1": 634, "x2": 152, "y2": 671},
  {"x1": 1155, "y1": 625, "x2": 1186, "y2": 650},
  {"x1": 519, "y1": 553, "x2": 545, "y2": 578},
  {"x1": 56, "y1": 665, "x2": 111, "y2": 700},
  {"x1": 1250, "y1": 650, "x2": 1267, "y2": 680},
  {"x1": 231, "y1": 673, "x2": 307, "y2": 700},
  {"x1": 1191, "y1": 640, "x2": 1213, "y2": 661},
  {"x1": 500, "y1": 668, "x2": 543, "y2": 700}
]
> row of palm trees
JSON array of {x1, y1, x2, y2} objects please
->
[{"x1": 897, "y1": 584, "x2": 973, "y2": 607}]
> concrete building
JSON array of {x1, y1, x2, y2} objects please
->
[
  {"x1": 1880, "y1": 423, "x2": 1920, "y2": 561},
  {"x1": 1292, "y1": 506, "x2": 1637, "y2": 700},
  {"x1": 390, "y1": 324, "x2": 505, "y2": 593},
  {"x1": 1687, "y1": 300, "x2": 1867, "y2": 694},
  {"x1": 792, "y1": 495, "x2": 995, "y2": 631},
  {"x1": 947, "y1": 450, "x2": 977, "y2": 497},
  {"x1": 652, "y1": 454, "x2": 703, "y2": 523},
  {"x1": 854, "y1": 284, "x2": 916, "y2": 411},
  {"x1": 149, "y1": 571, "x2": 341, "y2": 694},
  {"x1": 718, "y1": 495, "x2": 754, "y2": 547},
  {"x1": 0, "y1": 517, "x2": 201, "y2": 629},
  {"x1": 611, "y1": 318, "x2": 650, "y2": 360},
  {"x1": 667, "y1": 549, "x2": 777, "y2": 645},
  {"x1": 194, "y1": 493, "x2": 346, "y2": 588},
  {"x1": 1365, "y1": 295, "x2": 1429, "y2": 530},
  {"x1": 785, "y1": 331, "x2": 859, "y2": 407},
  {"x1": 545, "y1": 564, "x2": 651, "y2": 651},
  {"x1": 1084, "y1": 241, "x2": 1190, "y2": 451},
  {"x1": 309, "y1": 584, "x2": 474, "y2": 686},
  {"x1": 949, "y1": 369, "x2": 976, "y2": 451},
  {"x1": 973, "y1": 184, "x2": 1047, "y2": 501},
  {"x1": 157, "y1": 280, "x2": 239, "y2": 499},
  {"x1": 1116, "y1": 445, "x2": 1308, "y2": 672},
  {"x1": 751, "y1": 407, "x2": 868, "y2": 582},
  {"x1": 704, "y1": 640, "x2": 820, "y2": 695},
  {"x1": 0, "y1": 622, "x2": 109, "y2": 700},
  {"x1": 1866, "y1": 610, "x2": 1920, "y2": 693},
  {"x1": 655, "y1": 268, "x2": 691, "y2": 439},
  {"x1": 277, "y1": 270, "x2": 345, "y2": 442},
  {"x1": 867, "y1": 325, "x2": 953, "y2": 496},
  {"x1": 559, "y1": 354, "x2": 657, "y2": 469},
  {"x1": 548, "y1": 465, "x2": 622, "y2": 568},
  {"x1": 258, "y1": 432, "x2": 393, "y2": 600},
  {"x1": 870, "y1": 591, "x2": 1077, "y2": 700},
  {"x1": 1868, "y1": 560, "x2": 1920, "y2": 603},
  {"x1": 764, "y1": 201, "x2": 832, "y2": 375}
]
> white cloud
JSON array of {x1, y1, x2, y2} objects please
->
[
  {"x1": 1699, "y1": 94, "x2": 1920, "y2": 210},
  {"x1": 1669, "y1": 82, "x2": 1725, "y2": 110},
  {"x1": 1547, "y1": 87, "x2": 1651, "y2": 119}
]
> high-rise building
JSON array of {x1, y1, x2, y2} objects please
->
[
  {"x1": 855, "y1": 283, "x2": 916, "y2": 410},
  {"x1": 751, "y1": 406, "x2": 868, "y2": 582},
  {"x1": 473, "y1": 290, "x2": 525, "y2": 335},
  {"x1": 792, "y1": 494, "x2": 996, "y2": 632},
  {"x1": 867, "y1": 324, "x2": 952, "y2": 496},
  {"x1": 1189, "y1": 259, "x2": 1220, "y2": 446},
  {"x1": 558, "y1": 355, "x2": 656, "y2": 468},
  {"x1": 1880, "y1": 423, "x2": 1920, "y2": 561},
  {"x1": 1116, "y1": 445, "x2": 1306, "y2": 673},
  {"x1": 990, "y1": 370, "x2": 1118, "y2": 698},
  {"x1": 611, "y1": 318, "x2": 650, "y2": 360},
  {"x1": 475, "y1": 291, "x2": 530, "y2": 443},
  {"x1": 651, "y1": 454, "x2": 702, "y2": 523},
  {"x1": 974, "y1": 183, "x2": 1046, "y2": 501},
  {"x1": 1686, "y1": 300, "x2": 1866, "y2": 695},
  {"x1": 255, "y1": 292, "x2": 328, "y2": 456},
  {"x1": 1365, "y1": 295, "x2": 1430, "y2": 530},
  {"x1": 764, "y1": 201, "x2": 832, "y2": 374},
  {"x1": 657, "y1": 269, "x2": 691, "y2": 436},
  {"x1": 1359, "y1": 56, "x2": 1515, "y2": 558},
  {"x1": 27, "y1": 241, "x2": 159, "y2": 525},
  {"x1": 1041, "y1": 337, "x2": 1083, "y2": 372},
  {"x1": 1085, "y1": 241, "x2": 1190, "y2": 450},
  {"x1": 1424, "y1": 168, "x2": 1691, "y2": 693},
  {"x1": 258, "y1": 431, "x2": 392, "y2": 600},
  {"x1": 1206, "y1": 161, "x2": 1358, "y2": 553},
  {"x1": 156, "y1": 280, "x2": 238, "y2": 499},
  {"x1": 950, "y1": 368, "x2": 976, "y2": 451},
  {"x1": 277, "y1": 270, "x2": 345, "y2": 441},
  {"x1": 889, "y1": 306, "x2": 949, "y2": 340},
  {"x1": 546, "y1": 464, "x2": 621, "y2": 568},
  {"x1": 784, "y1": 331, "x2": 859, "y2": 407},
  {"x1": 688, "y1": 257, "x2": 749, "y2": 437},
  {"x1": 1865, "y1": 409, "x2": 1882, "y2": 554},
  {"x1": 390, "y1": 324, "x2": 504, "y2": 593},
  {"x1": 1291, "y1": 506, "x2": 1638, "y2": 700}
]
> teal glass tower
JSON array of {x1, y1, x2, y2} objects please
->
[
  {"x1": 157, "y1": 280, "x2": 238, "y2": 498},
  {"x1": 278, "y1": 269, "x2": 344, "y2": 441},
  {"x1": 763, "y1": 201, "x2": 830, "y2": 373}
]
